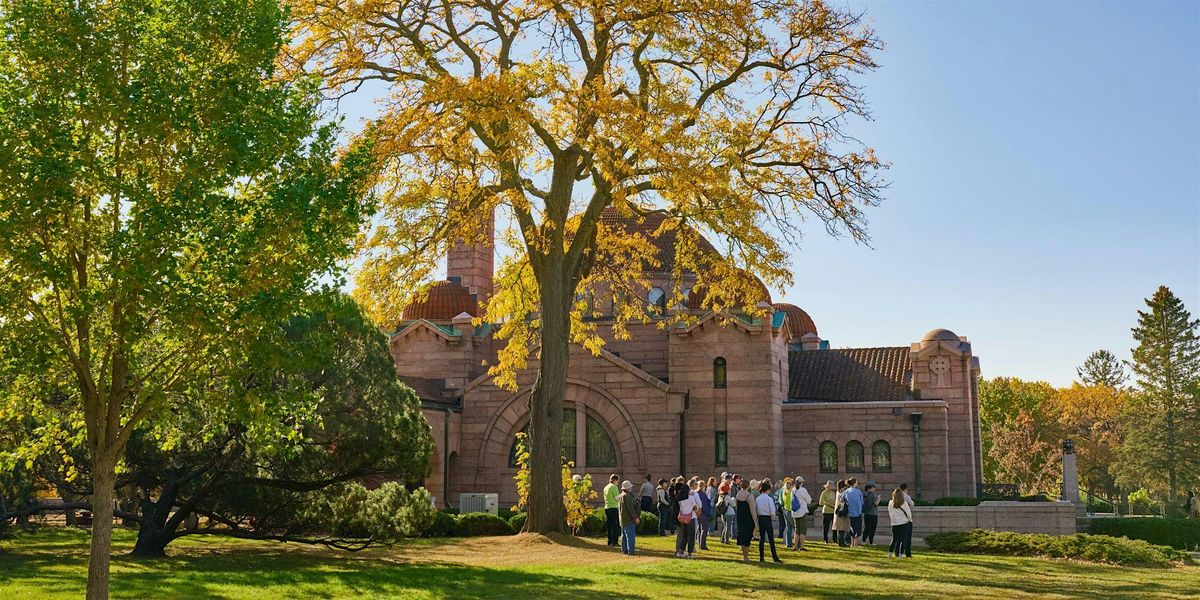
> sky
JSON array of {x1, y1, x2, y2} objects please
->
[{"x1": 337, "y1": 1, "x2": 1200, "y2": 387}]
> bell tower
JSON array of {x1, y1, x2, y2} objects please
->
[{"x1": 446, "y1": 207, "x2": 494, "y2": 303}]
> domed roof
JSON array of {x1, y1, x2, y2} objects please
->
[
  {"x1": 773, "y1": 302, "x2": 818, "y2": 339},
  {"x1": 401, "y1": 280, "x2": 479, "y2": 321},
  {"x1": 922, "y1": 328, "x2": 959, "y2": 343},
  {"x1": 684, "y1": 280, "x2": 772, "y2": 310},
  {"x1": 598, "y1": 208, "x2": 719, "y2": 273}
]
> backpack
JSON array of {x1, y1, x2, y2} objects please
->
[
  {"x1": 715, "y1": 494, "x2": 728, "y2": 513},
  {"x1": 791, "y1": 490, "x2": 801, "y2": 512}
]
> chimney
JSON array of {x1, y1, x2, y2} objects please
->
[{"x1": 446, "y1": 206, "x2": 494, "y2": 303}]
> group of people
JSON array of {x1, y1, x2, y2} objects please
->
[{"x1": 602, "y1": 472, "x2": 918, "y2": 562}]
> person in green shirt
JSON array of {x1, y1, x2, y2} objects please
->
[{"x1": 603, "y1": 474, "x2": 621, "y2": 546}]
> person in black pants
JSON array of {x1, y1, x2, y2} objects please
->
[
  {"x1": 862, "y1": 482, "x2": 879, "y2": 545},
  {"x1": 754, "y1": 480, "x2": 783, "y2": 563},
  {"x1": 603, "y1": 474, "x2": 621, "y2": 546}
]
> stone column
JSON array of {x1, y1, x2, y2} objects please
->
[{"x1": 1061, "y1": 439, "x2": 1088, "y2": 529}]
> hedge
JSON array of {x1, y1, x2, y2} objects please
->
[
  {"x1": 457, "y1": 513, "x2": 515, "y2": 536},
  {"x1": 1088, "y1": 518, "x2": 1200, "y2": 551},
  {"x1": 925, "y1": 529, "x2": 1193, "y2": 568},
  {"x1": 508, "y1": 512, "x2": 527, "y2": 532},
  {"x1": 423, "y1": 511, "x2": 460, "y2": 537}
]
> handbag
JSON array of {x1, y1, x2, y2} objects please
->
[
  {"x1": 790, "y1": 492, "x2": 801, "y2": 512},
  {"x1": 677, "y1": 508, "x2": 694, "y2": 525},
  {"x1": 835, "y1": 498, "x2": 849, "y2": 517}
]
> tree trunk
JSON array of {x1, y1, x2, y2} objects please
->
[
  {"x1": 131, "y1": 493, "x2": 176, "y2": 558},
  {"x1": 86, "y1": 458, "x2": 116, "y2": 600},
  {"x1": 524, "y1": 269, "x2": 570, "y2": 534}
]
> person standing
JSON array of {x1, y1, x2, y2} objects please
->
[
  {"x1": 862, "y1": 482, "x2": 879, "y2": 545},
  {"x1": 819, "y1": 480, "x2": 836, "y2": 543},
  {"x1": 617, "y1": 480, "x2": 641, "y2": 555},
  {"x1": 698, "y1": 477, "x2": 716, "y2": 550},
  {"x1": 844, "y1": 477, "x2": 864, "y2": 549},
  {"x1": 887, "y1": 487, "x2": 913, "y2": 559},
  {"x1": 639, "y1": 475, "x2": 655, "y2": 514},
  {"x1": 656, "y1": 479, "x2": 672, "y2": 535},
  {"x1": 790, "y1": 476, "x2": 812, "y2": 551},
  {"x1": 735, "y1": 479, "x2": 759, "y2": 562},
  {"x1": 779, "y1": 478, "x2": 796, "y2": 549},
  {"x1": 755, "y1": 480, "x2": 783, "y2": 563},
  {"x1": 1187, "y1": 490, "x2": 1199, "y2": 519},
  {"x1": 603, "y1": 474, "x2": 621, "y2": 547},
  {"x1": 675, "y1": 480, "x2": 700, "y2": 558},
  {"x1": 729, "y1": 474, "x2": 743, "y2": 539},
  {"x1": 719, "y1": 483, "x2": 736, "y2": 543},
  {"x1": 898, "y1": 482, "x2": 915, "y2": 557},
  {"x1": 831, "y1": 480, "x2": 849, "y2": 547}
]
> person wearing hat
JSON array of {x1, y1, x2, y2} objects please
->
[
  {"x1": 790, "y1": 475, "x2": 812, "y2": 551},
  {"x1": 617, "y1": 480, "x2": 641, "y2": 555},
  {"x1": 862, "y1": 481, "x2": 880, "y2": 546},
  {"x1": 819, "y1": 480, "x2": 836, "y2": 543}
]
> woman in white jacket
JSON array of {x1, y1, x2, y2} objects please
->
[{"x1": 887, "y1": 487, "x2": 913, "y2": 559}]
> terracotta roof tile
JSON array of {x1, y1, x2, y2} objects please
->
[
  {"x1": 773, "y1": 303, "x2": 818, "y2": 338},
  {"x1": 398, "y1": 375, "x2": 460, "y2": 408},
  {"x1": 401, "y1": 280, "x2": 479, "y2": 321},
  {"x1": 788, "y1": 347, "x2": 912, "y2": 403}
]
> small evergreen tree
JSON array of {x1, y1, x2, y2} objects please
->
[
  {"x1": 1077, "y1": 349, "x2": 1128, "y2": 388},
  {"x1": 1113, "y1": 286, "x2": 1200, "y2": 507}
]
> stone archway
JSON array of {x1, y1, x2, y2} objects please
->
[{"x1": 478, "y1": 378, "x2": 645, "y2": 473}]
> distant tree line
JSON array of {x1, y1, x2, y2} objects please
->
[{"x1": 980, "y1": 285, "x2": 1199, "y2": 515}]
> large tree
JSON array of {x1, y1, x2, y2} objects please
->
[
  {"x1": 0, "y1": 0, "x2": 373, "y2": 596},
  {"x1": 1113, "y1": 286, "x2": 1200, "y2": 507},
  {"x1": 290, "y1": 0, "x2": 886, "y2": 532},
  {"x1": 1052, "y1": 383, "x2": 1127, "y2": 505},
  {"x1": 1076, "y1": 349, "x2": 1127, "y2": 388},
  {"x1": 120, "y1": 293, "x2": 433, "y2": 556},
  {"x1": 977, "y1": 377, "x2": 1059, "y2": 483}
]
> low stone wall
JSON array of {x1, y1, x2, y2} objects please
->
[{"x1": 870, "y1": 501, "x2": 1079, "y2": 536}]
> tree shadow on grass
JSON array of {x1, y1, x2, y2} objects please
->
[{"x1": 3, "y1": 549, "x2": 631, "y2": 599}]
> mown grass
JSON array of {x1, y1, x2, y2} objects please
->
[{"x1": 1, "y1": 527, "x2": 1198, "y2": 599}]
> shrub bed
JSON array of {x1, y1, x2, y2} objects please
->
[
  {"x1": 423, "y1": 511, "x2": 460, "y2": 537},
  {"x1": 925, "y1": 529, "x2": 1193, "y2": 568},
  {"x1": 636, "y1": 511, "x2": 659, "y2": 535},
  {"x1": 508, "y1": 512, "x2": 526, "y2": 532},
  {"x1": 456, "y1": 512, "x2": 515, "y2": 536},
  {"x1": 1088, "y1": 517, "x2": 1200, "y2": 551}
]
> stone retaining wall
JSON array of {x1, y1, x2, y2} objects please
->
[{"x1": 871, "y1": 501, "x2": 1079, "y2": 536}]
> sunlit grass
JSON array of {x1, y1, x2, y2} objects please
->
[{"x1": 1, "y1": 527, "x2": 1197, "y2": 599}]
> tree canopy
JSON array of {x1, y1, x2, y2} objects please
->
[
  {"x1": 290, "y1": 0, "x2": 887, "y2": 532},
  {"x1": 0, "y1": 0, "x2": 375, "y2": 595}
]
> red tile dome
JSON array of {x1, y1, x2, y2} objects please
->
[
  {"x1": 401, "y1": 280, "x2": 479, "y2": 321},
  {"x1": 773, "y1": 302, "x2": 818, "y2": 339}
]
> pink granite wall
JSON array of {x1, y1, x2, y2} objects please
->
[{"x1": 782, "y1": 401, "x2": 951, "y2": 499}]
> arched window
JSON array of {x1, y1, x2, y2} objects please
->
[
  {"x1": 872, "y1": 440, "x2": 892, "y2": 473},
  {"x1": 819, "y1": 441, "x2": 838, "y2": 473},
  {"x1": 713, "y1": 357, "x2": 727, "y2": 389},
  {"x1": 647, "y1": 287, "x2": 666, "y2": 313},
  {"x1": 846, "y1": 440, "x2": 865, "y2": 473},
  {"x1": 585, "y1": 415, "x2": 617, "y2": 467},
  {"x1": 508, "y1": 409, "x2": 577, "y2": 467}
]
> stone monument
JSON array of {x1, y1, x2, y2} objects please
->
[{"x1": 1061, "y1": 439, "x2": 1088, "y2": 529}]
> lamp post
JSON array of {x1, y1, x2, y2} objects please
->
[{"x1": 910, "y1": 412, "x2": 923, "y2": 500}]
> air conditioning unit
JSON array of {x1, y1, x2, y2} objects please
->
[{"x1": 459, "y1": 493, "x2": 499, "y2": 515}]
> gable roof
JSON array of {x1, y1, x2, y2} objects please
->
[
  {"x1": 398, "y1": 375, "x2": 461, "y2": 409},
  {"x1": 788, "y1": 347, "x2": 912, "y2": 403}
]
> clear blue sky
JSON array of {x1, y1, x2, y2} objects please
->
[
  {"x1": 338, "y1": 1, "x2": 1200, "y2": 387},
  {"x1": 782, "y1": 0, "x2": 1199, "y2": 385}
]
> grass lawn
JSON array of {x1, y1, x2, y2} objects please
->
[{"x1": 1, "y1": 527, "x2": 1197, "y2": 599}]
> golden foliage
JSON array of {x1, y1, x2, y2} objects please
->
[{"x1": 288, "y1": 0, "x2": 887, "y2": 386}]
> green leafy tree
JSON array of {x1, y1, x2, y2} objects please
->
[
  {"x1": 1077, "y1": 349, "x2": 1128, "y2": 388},
  {"x1": 0, "y1": 1, "x2": 373, "y2": 596},
  {"x1": 977, "y1": 377, "x2": 1059, "y2": 483},
  {"x1": 1113, "y1": 286, "x2": 1200, "y2": 507},
  {"x1": 118, "y1": 294, "x2": 433, "y2": 556}
]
